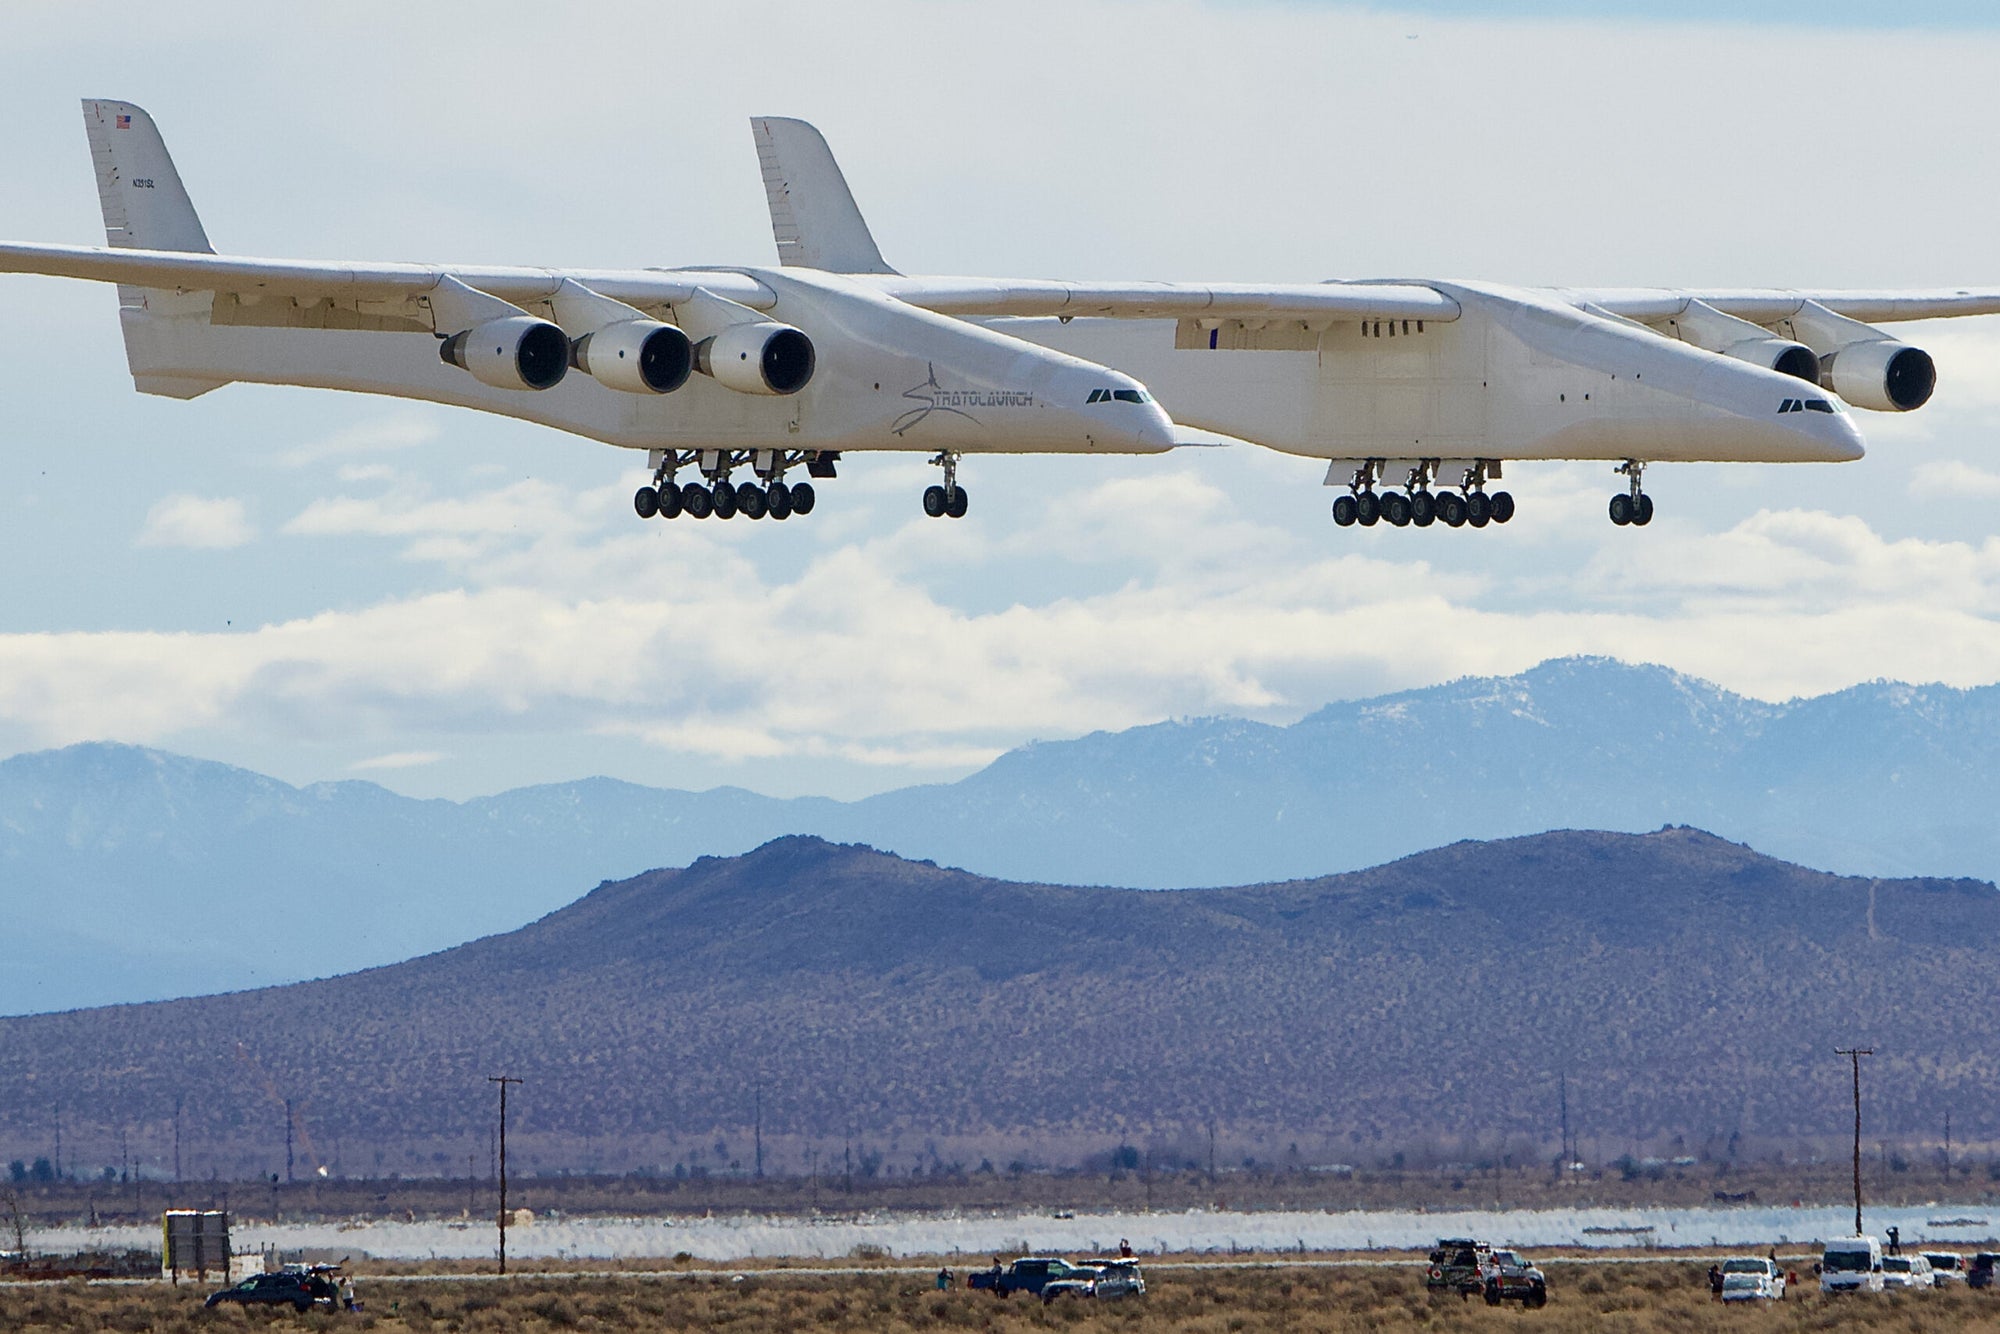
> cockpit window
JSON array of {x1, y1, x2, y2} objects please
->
[
  {"x1": 1804, "y1": 399, "x2": 1835, "y2": 413},
  {"x1": 1088, "y1": 387, "x2": 1154, "y2": 404}
]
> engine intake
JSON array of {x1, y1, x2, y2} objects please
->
[
  {"x1": 570, "y1": 320, "x2": 693, "y2": 394},
  {"x1": 1824, "y1": 340, "x2": 1935, "y2": 413},
  {"x1": 695, "y1": 323, "x2": 815, "y2": 396},
  {"x1": 440, "y1": 316, "x2": 569, "y2": 391}
]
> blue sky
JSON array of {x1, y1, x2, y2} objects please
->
[
  {"x1": 1332, "y1": 1, "x2": 2000, "y2": 26},
  {"x1": 3, "y1": 2, "x2": 2000, "y2": 802}
]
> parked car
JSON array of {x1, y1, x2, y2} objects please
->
[
  {"x1": 1882, "y1": 1253, "x2": 1935, "y2": 1290},
  {"x1": 968, "y1": 1257, "x2": 1087, "y2": 1299},
  {"x1": 1425, "y1": 1238, "x2": 1491, "y2": 1297},
  {"x1": 1480, "y1": 1249, "x2": 1548, "y2": 1308},
  {"x1": 1821, "y1": 1236, "x2": 1885, "y2": 1294},
  {"x1": 1719, "y1": 1256, "x2": 1786, "y2": 1302},
  {"x1": 1079, "y1": 1258, "x2": 1147, "y2": 1299},
  {"x1": 1926, "y1": 1252, "x2": 1967, "y2": 1286},
  {"x1": 203, "y1": 1271, "x2": 333, "y2": 1312}
]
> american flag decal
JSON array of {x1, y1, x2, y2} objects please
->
[{"x1": 115, "y1": 114, "x2": 131, "y2": 129}]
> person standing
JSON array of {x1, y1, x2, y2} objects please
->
[{"x1": 936, "y1": 1267, "x2": 952, "y2": 1290}]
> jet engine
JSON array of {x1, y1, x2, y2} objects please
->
[
  {"x1": 570, "y1": 319, "x2": 693, "y2": 394},
  {"x1": 439, "y1": 315, "x2": 570, "y2": 391},
  {"x1": 1666, "y1": 300, "x2": 1819, "y2": 383},
  {"x1": 1787, "y1": 302, "x2": 1935, "y2": 412},
  {"x1": 695, "y1": 322, "x2": 816, "y2": 395}
]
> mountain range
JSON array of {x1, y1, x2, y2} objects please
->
[
  {"x1": 0, "y1": 830, "x2": 1990, "y2": 1180},
  {"x1": 8, "y1": 655, "x2": 2000, "y2": 1014}
]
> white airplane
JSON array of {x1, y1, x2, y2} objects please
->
[{"x1": 1, "y1": 102, "x2": 1994, "y2": 530}]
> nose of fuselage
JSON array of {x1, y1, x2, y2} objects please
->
[{"x1": 1070, "y1": 372, "x2": 1176, "y2": 453}]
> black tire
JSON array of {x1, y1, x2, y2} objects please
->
[
  {"x1": 1609, "y1": 493, "x2": 1633, "y2": 525},
  {"x1": 1484, "y1": 1283, "x2": 1501, "y2": 1307},
  {"x1": 712, "y1": 483, "x2": 738, "y2": 519},
  {"x1": 294, "y1": 1298, "x2": 312, "y2": 1313},
  {"x1": 1466, "y1": 490, "x2": 1492, "y2": 527},
  {"x1": 766, "y1": 483, "x2": 792, "y2": 520},
  {"x1": 923, "y1": 484, "x2": 948, "y2": 518},
  {"x1": 790, "y1": 481, "x2": 817, "y2": 515},
  {"x1": 657, "y1": 483, "x2": 684, "y2": 519},
  {"x1": 1382, "y1": 492, "x2": 1411, "y2": 526},
  {"x1": 1332, "y1": 494, "x2": 1358, "y2": 526},
  {"x1": 1438, "y1": 492, "x2": 1466, "y2": 527},
  {"x1": 1411, "y1": 490, "x2": 1436, "y2": 526},
  {"x1": 1356, "y1": 491, "x2": 1381, "y2": 526},
  {"x1": 1529, "y1": 1284, "x2": 1547, "y2": 1308},
  {"x1": 946, "y1": 487, "x2": 969, "y2": 519},
  {"x1": 1490, "y1": 490, "x2": 1515, "y2": 523},
  {"x1": 1634, "y1": 492, "x2": 1654, "y2": 526},
  {"x1": 682, "y1": 483, "x2": 713, "y2": 519},
  {"x1": 737, "y1": 482, "x2": 768, "y2": 520},
  {"x1": 633, "y1": 486, "x2": 659, "y2": 519}
]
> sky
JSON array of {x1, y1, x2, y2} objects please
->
[{"x1": 3, "y1": 1, "x2": 2000, "y2": 801}]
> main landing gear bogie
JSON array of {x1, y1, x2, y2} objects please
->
[
  {"x1": 1330, "y1": 461, "x2": 1513, "y2": 532},
  {"x1": 1609, "y1": 461, "x2": 1653, "y2": 527},
  {"x1": 634, "y1": 449, "x2": 827, "y2": 522}
]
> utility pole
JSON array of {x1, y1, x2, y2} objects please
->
[
  {"x1": 1836, "y1": 1048, "x2": 1872, "y2": 1237},
  {"x1": 284, "y1": 1099, "x2": 295, "y2": 1184},
  {"x1": 173, "y1": 1097, "x2": 183, "y2": 1184},
  {"x1": 1559, "y1": 1072, "x2": 1571, "y2": 1167},
  {"x1": 1945, "y1": 1109, "x2": 1952, "y2": 1181},
  {"x1": 487, "y1": 1076, "x2": 522, "y2": 1275},
  {"x1": 754, "y1": 1088, "x2": 764, "y2": 1181},
  {"x1": 53, "y1": 1106, "x2": 61, "y2": 1181},
  {"x1": 1207, "y1": 1121, "x2": 1217, "y2": 1183}
]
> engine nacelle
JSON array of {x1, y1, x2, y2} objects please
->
[
  {"x1": 439, "y1": 315, "x2": 570, "y2": 391},
  {"x1": 1666, "y1": 301, "x2": 1818, "y2": 383},
  {"x1": 695, "y1": 322, "x2": 815, "y2": 396},
  {"x1": 570, "y1": 320, "x2": 693, "y2": 394},
  {"x1": 1822, "y1": 339, "x2": 1936, "y2": 413}
]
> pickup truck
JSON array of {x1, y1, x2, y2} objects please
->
[
  {"x1": 1480, "y1": 1250, "x2": 1548, "y2": 1308},
  {"x1": 968, "y1": 1258, "x2": 1086, "y2": 1299}
]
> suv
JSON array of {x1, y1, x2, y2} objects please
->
[
  {"x1": 1079, "y1": 1258, "x2": 1146, "y2": 1299},
  {"x1": 1881, "y1": 1253, "x2": 1934, "y2": 1290},
  {"x1": 1924, "y1": 1252, "x2": 1966, "y2": 1285},
  {"x1": 203, "y1": 1271, "x2": 333, "y2": 1312},
  {"x1": 1426, "y1": 1239, "x2": 1491, "y2": 1297},
  {"x1": 1480, "y1": 1249, "x2": 1548, "y2": 1307},
  {"x1": 1719, "y1": 1256, "x2": 1786, "y2": 1302},
  {"x1": 968, "y1": 1257, "x2": 1085, "y2": 1299}
]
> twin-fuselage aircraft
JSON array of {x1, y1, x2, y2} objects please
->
[{"x1": 3, "y1": 101, "x2": 1994, "y2": 530}]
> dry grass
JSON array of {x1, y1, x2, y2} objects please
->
[{"x1": 5, "y1": 1263, "x2": 2000, "y2": 1332}]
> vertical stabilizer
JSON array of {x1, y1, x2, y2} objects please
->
[
  {"x1": 82, "y1": 100, "x2": 213, "y2": 254},
  {"x1": 751, "y1": 117, "x2": 896, "y2": 275},
  {"x1": 79, "y1": 99, "x2": 228, "y2": 398}
]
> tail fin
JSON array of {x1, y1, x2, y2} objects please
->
[
  {"x1": 82, "y1": 100, "x2": 212, "y2": 254},
  {"x1": 81, "y1": 99, "x2": 228, "y2": 399},
  {"x1": 751, "y1": 117, "x2": 896, "y2": 275}
]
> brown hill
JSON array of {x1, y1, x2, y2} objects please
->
[{"x1": 2, "y1": 829, "x2": 1994, "y2": 1180}]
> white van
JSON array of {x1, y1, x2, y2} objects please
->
[{"x1": 1821, "y1": 1236, "x2": 1884, "y2": 1293}]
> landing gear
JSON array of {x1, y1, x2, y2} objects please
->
[
  {"x1": 1610, "y1": 461, "x2": 1652, "y2": 527},
  {"x1": 924, "y1": 452, "x2": 969, "y2": 519},
  {"x1": 1330, "y1": 459, "x2": 1512, "y2": 532},
  {"x1": 636, "y1": 449, "x2": 830, "y2": 523}
]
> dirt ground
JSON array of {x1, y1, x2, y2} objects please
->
[{"x1": 6, "y1": 1262, "x2": 1999, "y2": 1333}]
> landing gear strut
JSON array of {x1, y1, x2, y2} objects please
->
[
  {"x1": 1609, "y1": 460, "x2": 1654, "y2": 527},
  {"x1": 923, "y1": 451, "x2": 969, "y2": 519},
  {"x1": 634, "y1": 449, "x2": 826, "y2": 522}
]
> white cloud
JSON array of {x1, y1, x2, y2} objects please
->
[
  {"x1": 277, "y1": 415, "x2": 442, "y2": 468},
  {"x1": 350, "y1": 750, "x2": 445, "y2": 772},
  {"x1": 1908, "y1": 460, "x2": 2000, "y2": 500},
  {"x1": 134, "y1": 495, "x2": 255, "y2": 550}
]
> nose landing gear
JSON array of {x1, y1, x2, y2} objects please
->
[{"x1": 1609, "y1": 461, "x2": 1653, "y2": 526}]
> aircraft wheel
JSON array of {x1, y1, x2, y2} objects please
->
[
  {"x1": 766, "y1": 483, "x2": 792, "y2": 520},
  {"x1": 1489, "y1": 490, "x2": 1515, "y2": 523},
  {"x1": 1437, "y1": 492, "x2": 1467, "y2": 527},
  {"x1": 1609, "y1": 493, "x2": 1633, "y2": 526},
  {"x1": 790, "y1": 481, "x2": 817, "y2": 515},
  {"x1": 1411, "y1": 490, "x2": 1436, "y2": 527},
  {"x1": 1633, "y1": 493, "x2": 1654, "y2": 526},
  {"x1": 737, "y1": 482, "x2": 768, "y2": 520},
  {"x1": 633, "y1": 486, "x2": 659, "y2": 519},
  {"x1": 923, "y1": 484, "x2": 948, "y2": 518},
  {"x1": 1331, "y1": 494, "x2": 1358, "y2": 526},
  {"x1": 1466, "y1": 491, "x2": 1492, "y2": 527},
  {"x1": 946, "y1": 487, "x2": 969, "y2": 519},
  {"x1": 682, "y1": 483, "x2": 713, "y2": 519},
  {"x1": 656, "y1": 483, "x2": 684, "y2": 519},
  {"x1": 1356, "y1": 491, "x2": 1381, "y2": 526},
  {"x1": 1382, "y1": 491, "x2": 1411, "y2": 526},
  {"x1": 711, "y1": 483, "x2": 738, "y2": 520}
]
